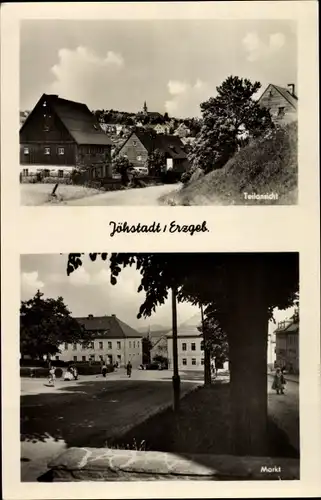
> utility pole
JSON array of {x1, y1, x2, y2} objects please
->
[
  {"x1": 172, "y1": 286, "x2": 180, "y2": 412},
  {"x1": 201, "y1": 303, "x2": 211, "y2": 386}
]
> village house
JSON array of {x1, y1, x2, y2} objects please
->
[
  {"x1": 166, "y1": 313, "x2": 204, "y2": 371},
  {"x1": 20, "y1": 93, "x2": 112, "y2": 178},
  {"x1": 174, "y1": 122, "x2": 191, "y2": 139},
  {"x1": 117, "y1": 128, "x2": 189, "y2": 174},
  {"x1": 258, "y1": 83, "x2": 298, "y2": 125},
  {"x1": 57, "y1": 314, "x2": 143, "y2": 369},
  {"x1": 153, "y1": 123, "x2": 171, "y2": 135},
  {"x1": 274, "y1": 316, "x2": 299, "y2": 374}
]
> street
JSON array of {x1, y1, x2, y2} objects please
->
[
  {"x1": 65, "y1": 183, "x2": 181, "y2": 206},
  {"x1": 20, "y1": 370, "x2": 299, "y2": 481}
]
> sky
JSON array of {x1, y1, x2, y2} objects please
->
[
  {"x1": 20, "y1": 19, "x2": 297, "y2": 117},
  {"x1": 20, "y1": 254, "x2": 295, "y2": 341}
]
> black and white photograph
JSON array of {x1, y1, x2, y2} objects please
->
[
  {"x1": 20, "y1": 252, "x2": 299, "y2": 482},
  {"x1": 20, "y1": 19, "x2": 298, "y2": 206}
]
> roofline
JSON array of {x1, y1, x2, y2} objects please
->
[
  {"x1": 258, "y1": 84, "x2": 297, "y2": 110},
  {"x1": 20, "y1": 93, "x2": 76, "y2": 142}
]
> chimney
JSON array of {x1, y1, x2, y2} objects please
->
[
  {"x1": 88, "y1": 314, "x2": 94, "y2": 319},
  {"x1": 111, "y1": 314, "x2": 116, "y2": 317},
  {"x1": 287, "y1": 84, "x2": 295, "y2": 97}
]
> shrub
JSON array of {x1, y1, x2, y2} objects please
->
[
  {"x1": 20, "y1": 367, "x2": 63, "y2": 378},
  {"x1": 74, "y1": 363, "x2": 115, "y2": 375}
]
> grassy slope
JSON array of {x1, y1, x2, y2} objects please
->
[{"x1": 168, "y1": 121, "x2": 298, "y2": 206}]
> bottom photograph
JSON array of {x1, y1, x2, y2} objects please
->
[{"x1": 20, "y1": 252, "x2": 300, "y2": 482}]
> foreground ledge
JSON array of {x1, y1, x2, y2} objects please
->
[{"x1": 44, "y1": 448, "x2": 299, "y2": 481}]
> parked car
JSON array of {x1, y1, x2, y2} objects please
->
[
  {"x1": 140, "y1": 362, "x2": 162, "y2": 370},
  {"x1": 128, "y1": 166, "x2": 149, "y2": 177}
]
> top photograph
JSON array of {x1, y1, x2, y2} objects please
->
[{"x1": 20, "y1": 19, "x2": 297, "y2": 206}]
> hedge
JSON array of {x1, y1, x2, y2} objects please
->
[
  {"x1": 20, "y1": 367, "x2": 63, "y2": 378},
  {"x1": 74, "y1": 363, "x2": 114, "y2": 375}
]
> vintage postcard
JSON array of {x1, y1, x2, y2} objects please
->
[{"x1": 1, "y1": 1, "x2": 320, "y2": 499}]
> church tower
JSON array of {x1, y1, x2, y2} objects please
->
[{"x1": 143, "y1": 101, "x2": 148, "y2": 114}]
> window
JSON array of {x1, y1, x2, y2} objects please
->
[
  {"x1": 58, "y1": 147, "x2": 65, "y2": 155},
  {"x1": 133, "y1": 341, "x2": 136, "y2": 348},
  {"x1": 58, "y1": 170, "x2": 64, "y2": 178},
  {"x1": 44, "y1": 147, "x2": 51, "y2": 155},
  {"x1": 73, "y1": 356, "x2": 77, "y2": 362},
  {"x1": 55, "y1": 356, "x2": 59, "y2": 361},
  {"x1": 129, "y1": 341, "x2": 132, "y2": 348},
  {"x1": 99, "y1": 341, "x2": 103, "y2": 350},
  {"x1": 72, "y1": 343, "x2": 77, "y2": 350},
  {"x1": 43, "y1": 169, "x2": 50, "y2": 177},
  {"x1": 44, "y1": 125, "x2": 50, "y2": 132},
  {"x1": 182, "y1": 358, "x2": 187, "y2": 366},
  {"x1": 108, "y1": 341, "x2": 112, "y2": 349},
  {"x1": 23, "y1": 147, "x2": 29, "y2": 155},
  {"x1": 200, "y1": 341, "x2": 204, "y2": 351},
  {"x1": 117, "y1": 341, "x2": 121, "y2": 350},
  {"x1": 43, "y1": 101, "x2": 47, "y2": 107},
  {"x1": 191, "y1": 343, "x2": 196, "y2": 351},
  {"x1": 278, "y1": 107, "x2": 285, "y2": 117},
  {"x1": 201, "y1": 358, "x2": 204, "y2": 366},
  {"x1": 132, "y1": 140, "x2": 137, "y2": 146},
  {"x1": 182, "y1": 343, "x2": 187, "y2": 351},
  {"x1": 64, "y1": 343, "x2": 68, "y2": 350},
  {"x1": 22, "y1": 168, "x2": 29, "y2": 176},
  {"x1": 89, "y1": 342, "x2": 94, "y2": 349},
  {"x1": 137, "y1": 155, "x2": 142, "y2": 161},
  {"x1": 192, "y1": 358, "x2": 196, "y2": 366},
  {"x1": 82, "y1": 356, "x2": 86, "y2": 362},
  {"x1": 90, "y1": 355, "x2": 95, "y2": 361}
]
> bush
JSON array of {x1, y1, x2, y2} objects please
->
[
  {"x1": 74, "y1": 363, "x2": 114, "y2": 376},
  {"x1": 20, "y1": 367, "x2": 63, "y2": 378}
]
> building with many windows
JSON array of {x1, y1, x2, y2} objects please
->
[
  {"x1": 57, "y1": 314, "x2": 143, "y2": 368},
  {"x1": 274, "y1": 317, "x2": 299, "y2": 373},
  {"x1": 167, "y1": 313, "x2": 205, "y2": 371}
]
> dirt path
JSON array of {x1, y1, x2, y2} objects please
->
[{"x1": 65, "y1": 183, "x2": 181, "y2": 206}]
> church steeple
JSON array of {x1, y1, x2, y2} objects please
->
[{"x1": 143, "y1": 101, "x2": 148, "y2": 114}]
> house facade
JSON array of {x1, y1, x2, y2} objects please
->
[
  {"x1": 57, "y1": 314, "x2": 143, "y2": 368},
  {"x1": 258, "y1": 84, "x2": 298, "y2": 125},
  {"x1": 167, "y1": 314, "x2": 205, "y2": 371},
  {"x1": 20, "y1": 94, "x2": 112, "y2": 177},
  {"x1": 274, "y1": 317, "x2": 299, "y2": 373},
  {"x1": 118, "y1": 128, "x2": 189, "y2": 173}
]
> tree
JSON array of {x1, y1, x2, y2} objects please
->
[
  {"x1": 142, "y1": 336, "x2": 153, "y2": 364},
  {"x1": 198, "y1": 312, "x2": 229, "y2": 368},
  {"x1": 188, "y1": 76, "x2": 273, "y2": 173},
  {"x1": 112, "y1": 155, "x2": 133, "y2": 185},
  {"x1": 66, "y1": 252, "x2": 299, "y2": 455},
  {"x1": 146, "y1": 148, "x2": 166, "y2": 176},
  {"x1": 20, "y1": 290, "x2": 91, "y2": 362}
]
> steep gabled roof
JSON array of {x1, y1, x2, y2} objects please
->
[
  {"x1": 259, "y1": 84, "x2": 298, "y2": 110},
  {"x1": 121, "y1": 128, "x2": 187, "y2": 160},
  {"x1": 75, "y1": 314, "x2": 142, "y2": 338},
  {"x1": 21, "y1": 94, "x2": 112, "y2": 146}
]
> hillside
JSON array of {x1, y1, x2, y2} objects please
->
[{"x1": 164, "y1": 121, "x2": 298, "y2": 206}]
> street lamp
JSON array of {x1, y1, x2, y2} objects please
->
[{"x1": 172, "y1": 285, "x2": 180, "y2": 412}]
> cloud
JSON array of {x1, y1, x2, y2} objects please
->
[
  {"x1": 165, "y1": 78, "x2": 211, "y2": 117},
  {"x1": 242, "y1": 32, "x2": 286, "y2": 62},
  {"x1": 21, "y1": 271, "x2": 44, "y2": 293},
  {"x1": 49, "y1": 46, "x2": 124, "y2": 105}
]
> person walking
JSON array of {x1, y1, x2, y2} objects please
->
[
  {"x1": 101, "y1": 363, "x2": 108, "y2": 378},
  {"x1": 48, "y1": 366, "x2": 56, "y2": 386},
  {"x1": 272, "y1": 367, "x2": 286, "y2": 395},
  {"x1": 126, "y1": 361, "x2": 132, "y2": 378}
]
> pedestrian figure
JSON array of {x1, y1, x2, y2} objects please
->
[
  {"x1": 272, "y1": 367, "x2": 286, "y2": 395},
  {"x1": 102, "y1": 363, "x2": 108, "y2": 378},
  {"x1": 72, "y1": 366, "x2": 78, "y2": 380},
  {"x1": 126, "y1": 361, "x2": 132, "y2": 378},
  {"x1": 48, "y1": 366, "x2": 56, "y2": 386},
  {"x1": 64, "y1": 367, "x2": 73, "y2": 381}
]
